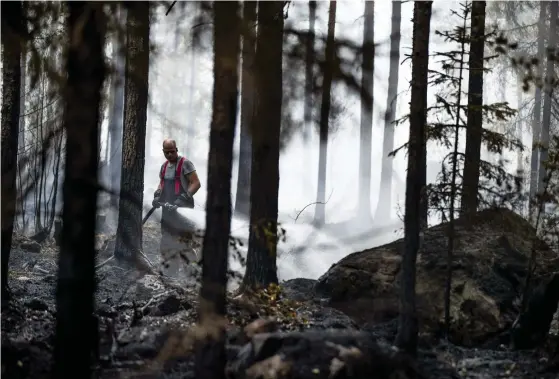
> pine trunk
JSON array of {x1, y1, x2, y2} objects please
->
[
  {"x1": 461, "y1": 0, "x2": 486, "y2": 215},
  {"x1": 234, "y1": 0, "x2": 257, "y2": 218},
  {"x1": 395, "y1": 0, "x2": 432, "y2": 356},
  {"x1": 375, "y1": 0, "x2": 401, "y2": 222},
  {"x1": 357, "y1": 0, "x2": 375, "y2": 222},
  {"x1": 0, "y1": 0, "x2": 23, "y2": 300},
  {"x1": 53, "y1": 3, "x2": 105, "y2": 376},
  {"x1": 314, "y1": 0, "x2": 337, "y2": 226},
  {"x1": 242, "y1": 0, "x2": 284, "y2": 289},
  {"x1": 195, "y1": 3, "x2": 240, "y2": 379},
  {"x1": 114, "y1": 1, "x2": 150, "y2": 262}
]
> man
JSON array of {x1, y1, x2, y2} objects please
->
[{"x1": 152, "y1": 139, "x2": 201, "y2": 278}]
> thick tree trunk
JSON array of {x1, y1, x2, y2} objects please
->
[
  {"x1": 461, "y1": 0, "x2": 486, "y2": 216},
  {"x1": 303, "y1": 0, "x2": 317, "y2": 146},
  {"x1": 109, "y1": 6, "x2": 126, "y2": 208},
  {"x1": 242, "y1": 1, "x2": 284, "y2": 289},
  {"x1": 395, "y1": 0, "x2": 432, "y2": 356},
  {"x1": 374, "y1": 0, "x2": 401, "y2": 222},
  {"x1": 357, "y1": 0, "x2": 375, "y2": 222},
  {"x1": 529, "y1": 3, "x2": 546, "y2": 204},
  {"x1": 234, "y1": 0, "x2": 257, "y2": 218},
  {"x1": 314, "y1": 0, "x2": 337, "y2": 226},
  {"x1": 195, "y1": 3, "x2": 240, "y2": 379},
  {"x1": 536, "y1": 0, "x2": 557, "y2": 209},
  {"x1": 1, "y1": 0, "x2": 23, "y2": 301},
  {"x1": 114, "y1": 2, "x2": 150, "y2": 262},
  {"x1": 53, "y1": 3, "x2": 105, "y2": 377}
]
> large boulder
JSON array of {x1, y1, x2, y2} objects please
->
[{"x1": 315, "y1": 208, "x2": 559, "y2": 346}]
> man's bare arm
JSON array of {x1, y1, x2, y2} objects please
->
[{"x1": 185, "y1": 170, "x2": 201, "y2": 196}]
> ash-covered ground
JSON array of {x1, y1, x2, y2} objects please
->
[{"x1": 2, "y1": 220, "x2": 558, "y2": 379}]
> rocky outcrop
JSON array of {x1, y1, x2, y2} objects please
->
[{"x1": 315, "y1": 208, "x2": 559, "y2": 346}]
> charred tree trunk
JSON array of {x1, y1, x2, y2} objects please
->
[
  {"x1": 1, "y1": 0, "x2": 23, "y2": 301},
  {"x1": 195, "y1": 3, "x2": 240, "y2": 379},
  {"x1": 314, "y1": 0, "x2": 337, "y2": 226},
  {"x1": 375, "y1": 0, "x2": 401, "y2": 222},
  {"x1": 303, "y1": 0, "x2": 317, "y2": 146},
  {"x1": 234, "y1": 0, "x2": 257, "y2": 218},
  {"x1": 395, "y1": 0, "x2": 432, "y2": 356},
  {"x1": 528, "y1": 3, "x2": 546, "y2": 205},
  {"x1": 537, "y1": 0, "x2": 557, "y2": 208},
  {"x1": 108, "y1": 6, "x2": 126, "y2": 209},
  {"x1": 242, "y1": 1, "x2": 284, "y2": 290},
  {"x1": 53, "y1": 3, "x2": 106, "y2": 376},
  {"x1": 114, "y1": 2, "x2": 150, "y2": 262},
  {"x1": 461, "y1": 0, "x2": 486, "y2": 216},
  {"x1": 357, "y1": 0, "x2": 375, "y2": 222}
]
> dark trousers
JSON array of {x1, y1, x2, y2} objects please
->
[{"x1": 160, "y1": 209, "x2": 198, "y2": 277}]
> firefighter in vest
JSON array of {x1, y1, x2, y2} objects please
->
[{"x1": 152, "y1": 139, "x2": 201, "y2": 277}]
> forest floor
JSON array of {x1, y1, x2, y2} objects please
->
[{"x1": 1, "y1": 220, "x2": 558, "y2": 379}]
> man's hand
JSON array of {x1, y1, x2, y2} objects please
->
[
  {"x1": 153, "y1": 189, "x2": 162, "y2": 208},
  {"x1": 174, "y1": 193, "x2": 194, "y2": 209}
]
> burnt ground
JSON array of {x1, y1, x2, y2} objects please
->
[{"x1": 2, "y1": 220, "x2": 559, "y2": 379}]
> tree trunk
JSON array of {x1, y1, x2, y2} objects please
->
[
  {"x1": 114, "y1": 2, "x2": 150, "y2": 262},
  {"x1": 529, "y1": 2, "x2": 546, "y2": 205},
  {"x1": 234, "y1": 0, "x2": 257, "y2": 218},
  {"x1": 108, "y1": 6, "x2": 126, "y2": 208},
  {"x1": 395, "y1": 0, "x2": 432, "y2": 356},
  {"x1": 1, "y1": 0, "x2": 23, "y2": 301},
  {"x1": 186, "y1": 2, "x2": 198, "y2": 156},
  {"x1": 195, "y1": 3, "x2": 240, "y2": 379},
  {"x1": 461, "y1": 0, "x2": 486, "y2": 216},
  {"x1": 357, "y1": 0, "x2": 375, "y2": 222},
  {"x1": 53, "y1": 3, "x2": 105, "y2": 376},
  {"x1": 314, "y1": 0, "x2": 337, "y2": 226},
  {"x1": 537, "y1": 0, "x2": 558, "y2": 209},
  {"x1": 242, "y1": 1, "x2": 284, "y2": 290},
  {"x1": 303, "y1": 0, "x2": 317, "y2": 146},
  {"x1": 374, "y1": 0, "x2": 401, "y2": 222}
]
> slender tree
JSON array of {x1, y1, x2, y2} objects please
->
[
  {"x1": 528, "y1": 3, "x2": 547, "y2": 205},
  {"x1": 537, "y1": 0, "x2": 558, "y2": 209},
  {"x1": 357, "y1": 0, "x2": 375, "y2": 222},
  {"x1": 375, "y1": 0, "x2": 401, "y2": 222},
  {"x1": 114, "y1": 1, "x2": 150, "y2": 262},
  {"x1": 242, "y1": 0, "x2": 285, "y2": 289},
  {"x1": 195, "y1": 2, "x2": 240, "y2": 379},
  {"x1": 461, "y1": 0, "x2": 486, "y2": 215},
  {"x1": 53, "y1": 2, "x2": 106, "y2": 377},
  {"x1": 108, "y1": 6, "x2": 126, "y2": 209},
  {"x1": 303, "y1": 0, "x2": 317, "y2": 146},
  {"x1": 1, "y1": 0, "x2": 23, "y2": 302},
  {"x1": 314, "y1": 0, "x2": 337, "y2": 226},
  {"x1": 395, "y1": 0, "x2": 432, "y2": 356},
  {"x1": 235, "y1": 0, "x2": 257, "y2": 218}
]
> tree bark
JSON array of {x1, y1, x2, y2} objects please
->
[
  {"x1": 108, "y1": 6, "x2": 126, "y2": 208},
  {"x1": 234, "y1": 0, "x2": 257, "y2": 218},
  {"x1": 536, "y1": 0, "x2": 557, "y2": 208},
  {"x1": 242, "y1": 0, "x2": 284, "y2": 289},
  {"x1": 395, "y1": 0, "x2": 432, "y2": 356},
  {"x1": 314, "y1": 0, "x2": 337, "y2": 226},
  {"x1": 53, "y1": 2, "x2": 106, "y2": 377},
  {"x1": 461, "y1": 0, "x2": 486, "y2": 216},
  {"x1": 114, "y1": 1, "x2": 150, "y2": 262},
  {"x1": 357, "y1": 0, "x2": 375, "y2": 222},
  {"x1": 303, "y1": 0, "x2": 317, "y2": 146},
  {"x1": 375, "y1": 0, "x2": 401, "y2": 222},
  {"x1": 1, "y1": 0, "x2": 23, "y2": 301},
  {"x1": 528, "y1": 3, "x2": 546, "y2": 204},
  {"x1": 195, "y1": 3, "x2": 240, "y2": 379}
]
